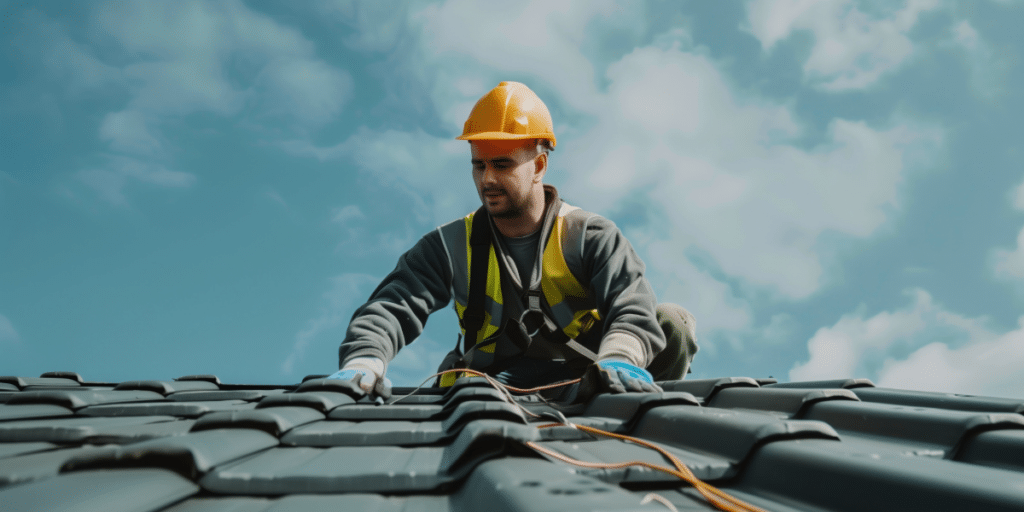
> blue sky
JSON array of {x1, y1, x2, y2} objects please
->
[{"x1": 2, "y1": 0, "x2": 1023, "y2": 397}]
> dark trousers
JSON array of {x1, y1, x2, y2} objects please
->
[{"x1": 647, "y1": 303, "x2": 699, "y2": 381}]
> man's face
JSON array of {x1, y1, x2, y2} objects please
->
[{"x1": 470, "y1": 139, "x2": 545, "y2": 219}]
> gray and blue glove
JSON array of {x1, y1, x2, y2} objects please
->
[
  {"x1": 328, "y1": 357, "x2": 392, "y2": 400},
  {"x1": 596, "y1": 359, "x2": 662, "y2": 393}
]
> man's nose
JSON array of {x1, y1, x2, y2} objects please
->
[{"x1": 480, "y1": 164, "x2": 498, "y2": 184}]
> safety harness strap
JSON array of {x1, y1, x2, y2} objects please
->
[{"x1": 460, "y1": 207, "x2": 491, "y2": 353}]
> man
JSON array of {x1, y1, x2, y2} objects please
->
[{"x1": 331, "y1": 81, "x2": 698, "y2": 400}]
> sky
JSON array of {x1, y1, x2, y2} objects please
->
[{"x1": 2, "y1": 0, "x2": 1023, "y2": 398}]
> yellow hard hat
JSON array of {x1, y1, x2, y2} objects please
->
[{"x1": 456, "y1": 81, "x2": 556, "y2": 149}]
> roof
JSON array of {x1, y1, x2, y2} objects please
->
[{"x1": 1, "y1": 372, "x2": 1024, "y2": 512}]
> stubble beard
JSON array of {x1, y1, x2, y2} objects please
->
[{"x1": 484, "y1": 193, "x2": 526, "y2": 219}]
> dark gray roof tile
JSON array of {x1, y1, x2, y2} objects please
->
[
  {"x1": 265, "y1": 495, "x2": 447, "y2": 512},
  {"x1": 201, "y1": 445, "x2": 449, "y2": 494},
  {"x1": 327, "y1": 387, "x2": 511, "y2": 422},
  {"x1": 0, "y1": 468, "x2": 198, "y2": 512},
  {"x1": 285, "y1": 401, "x2": 527, "y2": 447},
  {"x1": 85, "y1": 419, "x2": 197, "y2": 445},
  {"x1": 0, "y1": 403, "x2": 74, "y2": 422},
  {"x1": 2, "y1": 370, "x2": 1022, "y2": 511},
  {"x1": 0, "y1": 376, "x2": 81, "y2": 389},
  {"x1": 77, "y1": 400, "x2": 255, "y2": 418},
  {"x1": 281, "y1": 419, "x2": 445, "y2": 447},
  {"x1": 175, "y1": 374, "x2": 222, "y2": 386},
  {"x1": 707, "y1": 387, "x2": 860, "y2": 417},
  {"x1": 39, "y1": 372, "x2": 85, "y2": 384},
  {"x1": 167, "y1": 390, "x2": 284, "y2": 402},
  {"x1": 658, "y1": 377, "x2": 760, "y2": 403},
  {"x1": 582, "y1": 392, "x2": 700, "y2": 431},
  {"x1": 0, "y1": 441, "x2": 57, "y2": 459},
  {"x1": 113, "y1": 380, "x2": 220, "y2": 395},
  {"x1": 803, "y1": 400, "x2": 1024, "y2": 450},
  {"x1": 292, "y1": 377, "x2": 363, "y2": 399},
  {"x1": 954, "y1": 428, "x2": 1024, "y2": 471},
  {"x1": 765, "y1": 378, "x2": 875, "y2": 389},
  {"x1": 440, "y1": 400, "x2": 527, "y2": 431},
  {"x1": 0, "y1": 415, "x2": 177, "y2": 443},
  {"x1": 0, "y1": 444, "x2": 119, "y2": 487},
  {"x1": 62, "y1": 428, "x2": 279, "y2": 480},
  {"x1": 853, "y1": 387, "x2": 1024, "y2": 413},
  {"x1": 453, "y1": 458, "x2": 661, "y2": 512},
  {"x1": 191, "y1": 407, "x2": 324, "y2": 437},
  {"x1": 5, "y1": 389, "x2": 165, "y2": 409},
  {"x1": 255, "y1": 391, "x2": 355, "y2": 412},
  {"x1": 161, "y1": 497, "x2": 274, "y2": 512},
  {"x1": 203, "y1": 420, "x2": 539, "y2": 494},
  {"x1": 632, "y1": 405, "x2": 840, "y2": 463},
  {"x1": 737, "y1": 438, "x2": 1024, "y2": 512},
  {"x1": 328, "y1": 403, "x2": 444, "y2": 421},
  {"x1": 385, "y1": 392, "x2": 445, "y2": 404},
  {"x1": 533, "y1": 437, "x2": 733, "y2": 482}
]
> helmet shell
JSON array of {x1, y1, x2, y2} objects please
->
[{"x1": 456, "y1": 81, "x2": 556, "y2": 148}]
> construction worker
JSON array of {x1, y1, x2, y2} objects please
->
[{"x1": 330, "y1": 81, "x2": 698, "y2": 400}]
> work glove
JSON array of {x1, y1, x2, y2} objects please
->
[
  {"x1": 595, "y1": 359, "x2": 662, "y2": 394},
  {"x1": 327, "y1": 357, "x2": 392, "y2": 400}
]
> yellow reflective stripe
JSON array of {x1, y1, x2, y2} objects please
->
[
  {"x1": 439, "y1": 371, "x2": 473, "y2": 387},
  {"x1": 478, "y1": 342, "x2": 496, "y2": 353},
  {"x1": 562, "y1": 308, "x2": 601, "y2": 339},
  {"x1": 541, "y1": 216, "x2": 587, "y2": 306}
]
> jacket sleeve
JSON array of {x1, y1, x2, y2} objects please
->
[
  {"x1": 579, "y1": 215, "x2": 665, "y2": 368},
  {"x1": 337, "y1": 230, "x2": 453, "y2": 369}
]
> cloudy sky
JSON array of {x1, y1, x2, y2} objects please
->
[{"x1": 2, "y1": 0, "x2": 1023, "y2": 397}]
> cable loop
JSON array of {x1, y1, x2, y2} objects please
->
[{"x1": 387, "y1": 368, "x2": 767, "y2": 512}]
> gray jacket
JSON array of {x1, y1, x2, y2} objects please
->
[{"x1": 338, "y1": 185, "x2": 665, "y2": 373}]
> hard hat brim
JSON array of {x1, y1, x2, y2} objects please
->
[{"x1": 456, "y1": 132, "x2": 552, "y2": 141}]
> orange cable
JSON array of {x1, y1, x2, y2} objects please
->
[{"x1": 396, "y1": 369, "x2": 768, "y2": 512}]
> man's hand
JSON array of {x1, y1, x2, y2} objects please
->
[
  {"x1": 596, "y1": 359, "x2": 662, "y2": 394},
  {"x1": 327, "y1": 357, "x2": 392, "y2": 400}
]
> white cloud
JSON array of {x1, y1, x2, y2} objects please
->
[
  {"x1": 265, "y1": 187, "x2": 288, "y2": 209},
  {"x1": 75, "y1": 155, "x2": 196, "y2": 207},
  {"x1": 32, "y1": 1, "x2": 354, "y2": 206},
  {"x1": 991, "y1": 225, "x2": 1024, "y2": 281},
  {"x1": 790, "y1": 289, "x2": 1024, "y2": 398},
  {"x1": 949, "y1": 19, "x2": 1009, "y2": 100},
  {"x1": 745, "y1": 0, "x2": 941, "y2": 90},
  {"x1": 253, "y1": 58, "x2": 353, "y2": 128},
  {"x1": 91, "y1": 0, "x2": 333, "y2": 120},
  {"x1": 1015, "y1": 180, "x2": 1024, "y2": 211},
  {"x1": 282, "y1": 273, "x2": 381, "y2": 376},
  {"x1": 285, "y1": 127, "x2": 477, "y2": 228},
  {"x1": 17, "y1": 9, "x2": 123, "y2": 94},
  {"x1": 99, "y1": 110, "x2": 163, "y2": 156},
  {"x1": 565, "y1": 42, "x2": 942, "y2": 300},
  {"x1": 990, "y1": 176, "x2": 1024, "y2": 281},
  {"x1": 0, "y1": 314, "x2": 20, "y2": 345}
]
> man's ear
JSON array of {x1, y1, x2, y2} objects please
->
[{"x1": 534, "y1": 152, "x2": 547, "y2": 183}]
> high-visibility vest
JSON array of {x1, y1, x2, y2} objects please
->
[{"x1": 437, "y1": 200, "x2": 602, "y2": 377}]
